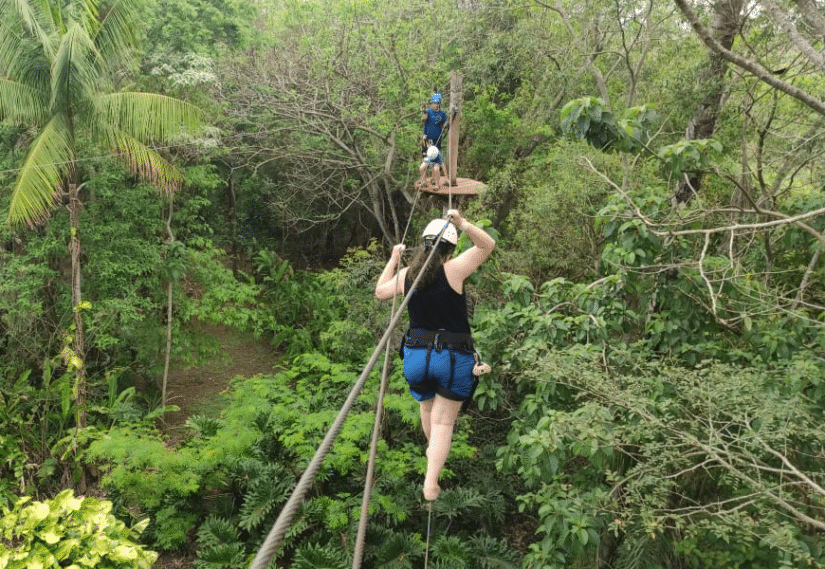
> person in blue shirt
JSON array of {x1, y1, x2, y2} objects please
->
[
  {"x1": 421, "y1": 93, "x2": 449, "y2": 155},
  {"x1": 375, "y1": 210, "x2": 496, "y2": 501},
  {"x1": 419, "y1": 94, "x2": 449, "y2": 188}
]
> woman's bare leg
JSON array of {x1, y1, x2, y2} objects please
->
[
  {"x1": 423, "y1": 395, "x2": 462, "y2": 500},
  {"x1": 419, "y1": 398, "x2": 434, "y2": 441}
]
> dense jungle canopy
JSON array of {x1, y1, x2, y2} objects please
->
[{"x1": 3, "y1": 0, "x2": 825, "y2": 568}]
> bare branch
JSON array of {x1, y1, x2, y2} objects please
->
[
  {"x1": 673, "y1": 0, "x2": 825, "y2": 117},
  {"x1": 759, "y1": 0, "x2": 825, "y2": 75}
]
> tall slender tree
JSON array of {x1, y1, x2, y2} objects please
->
[{"x1": 0, "y1": 0, "x2": 201, "y2": 429}]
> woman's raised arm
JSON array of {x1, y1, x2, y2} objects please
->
[
  {"x1": 444, "y1": 210, "x2": 495, "y2": 284},
  {"x1": 375, "y1": 244, "x2": 407, "y2": 300}
]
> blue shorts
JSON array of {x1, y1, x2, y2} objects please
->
[{"x1": 402, "y1": 346, "x2": 475, "y2": 402}]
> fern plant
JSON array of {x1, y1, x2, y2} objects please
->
[
  {"x1": 467, "y1": 534, "x2": 522, "y2": 569},
  {"x1": 194, "y1": 516, "x2": 246, "y2": 569},
  {"x1": 367, "y1": 529, "x2": 423, "y2": 569},
  {"x1": 291, "y1": 542, "x2": 349, "y2": 569},
  {"x1": 237, "y1": 464, "x2": 294, "y2": 532},
  {"x1": 430, "y1": 535, "x2": 471, "y2": 568}
]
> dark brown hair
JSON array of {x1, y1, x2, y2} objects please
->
[{"x1": 406, "y1": 241, "x2": 456, "y2": 290}]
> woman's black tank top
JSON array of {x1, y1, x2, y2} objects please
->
[{"x1": 405, "y1": 266, "x2": 470, "y2": 333}]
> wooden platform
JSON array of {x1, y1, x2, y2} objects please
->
[{"x1": 415, "y1": 177, "x2": 486, "y2": 195}]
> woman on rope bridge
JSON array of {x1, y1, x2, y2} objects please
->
[{"x1": 374, "y1": 209, "x2": 495, "y2": 501}]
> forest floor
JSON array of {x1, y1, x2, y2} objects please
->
[
  {"x1": 154, "y1": 323, "x2": 282, "y2": 568},
  {"x1": 159, "y1": 323, "x2": 282, "y2": 440}
]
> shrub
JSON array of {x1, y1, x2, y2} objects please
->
[{"x1": 0, "y1": 489, "x2": 157, "y2": 569}]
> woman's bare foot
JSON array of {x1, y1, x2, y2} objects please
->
[{"x1": 423, "y1": 483, "x2": 441, "y2": 501}]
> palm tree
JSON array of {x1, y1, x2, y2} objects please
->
[{"x1": 0, "y1": 0, "x2": 202, "y2": 429}]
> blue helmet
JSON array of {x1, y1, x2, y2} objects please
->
[{"x1": 430, "y1": 93, "x2": 442, "y2": 103}]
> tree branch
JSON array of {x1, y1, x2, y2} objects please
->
[{"x1": 673, "y1": 0, "x2": 825, "y2": 117}]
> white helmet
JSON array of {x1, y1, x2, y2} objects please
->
[
  {"x1": 426, "y1": 146, "x2": 439, "y2": 161},
  {"x1": 422, "y1": 218, "x2": 458, "y2": 245}
]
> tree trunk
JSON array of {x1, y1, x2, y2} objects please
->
[
  {"x1": 675, "y1": 0, "x2": 744, "y2": 203},
  {"x1": 67, "y1": 181, "x2": 87, "y2": 494},
  {"x1": 67, "y1": 182, "x2": 86, "y2": 430},
  {"x1": 227, "y1": 170, "x2": 239, "y2": 277},
  {"x1": 162, "y1": 196, "x2": 175, "y2": 409}
]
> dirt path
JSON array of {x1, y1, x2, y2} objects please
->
[
  {"x1": 160, "y1": 323, "x2": 281, "y2": 438},
  {"x1": 153, "y1": 324, "x2": 281, "y2": 568}
]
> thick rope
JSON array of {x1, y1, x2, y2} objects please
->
[
  {"x1": 249, "y1": 216, "x2": 453, "y2": 569},
  {"x1": 351, "y1": 260, "x2": 399, "y2": 569},
  {"x1": 350, "y1": 343, "x2": 392, "y2": 569},
  {"x1": 351, "y1": 178, "x2": 427, "y2": 568},
  {"x1": 424, "y1": 502, "x2": 433, "y2": 569}
]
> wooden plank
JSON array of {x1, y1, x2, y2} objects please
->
[
  {"x1": 448, "y1": 72, "x2": 462, "y2": 187},
  {"x1": 416, "y1": 177, "x2": 485, "y2": 195}
]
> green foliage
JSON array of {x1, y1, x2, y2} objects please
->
[
  {"x1": 81, "y1": 344, "x2": 519, "y2": 565},
  {"x1": 291, "y1": 543, "x2": 348, "y2": 569},
  {"x1": 252, "y1": 243, "x2": 397, "y2": 360},
  {"x1": 84, "y1": 425, "x2": 201, "y2": 511},
  {"x1": 462, "y1": 88, "x2": 523, "y2": 179},
  {"x1": 81, "y1": 170, "x2": 167, "y2": 358},
  {"x1": 560, "y1": 97, "x2": 658, "y2": 154},
  {"x1": 0, "y1": 364, "x2": 73, "y2": 507},
  {"x1": 485, "y1": 139, "x2": 619, "y2": 282},
  {"x1": 0, "y1": 210, "x2": 67, "y2": 376},
  {"x1": 182, "y1": 246, "x2": 268, "y2": 335},
  {"x1": 6, "y1": 5, "x2": 825, "y2": 569},
  {"x1": 2, "y1": 0, "x2": 203, "y2": 225},
  {"x1": 194, "y1": 517, "x2": 245, "y2": 569},
  {"x1": 467, "y1": 533, "x2": 522, "y2": 569},
  {"x1": 495, "y1": 342, "x2": 825, "y2": 569},
  {"x1": 236, "y1": 463, "x2": 293, "y2": 532},
  {"x1": 0, "y1": 490, "x2": 157, "y2": 569},
  {"x1": 656, "y1": 138, "x2": 723, "y2": 182}
]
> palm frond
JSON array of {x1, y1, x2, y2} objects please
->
[
  {"x1": 65, "y1": 0, "x2": 99, "y2": 37},
  {"x1": 185, "y1": 415, "x2": 223, "y2": 438},
  {"x1": 99, "y1": 92, "x2": 202, "y2": 143},
  {"x1": 239, "y1": 465, "x2": 293, "y2": 531},
  {"x1": 194, "y1": 544, "x2": 246, "y2": 569},
  {"x1": 433, "y1": 486, "x2": 494, "y2": 522},
  {"x1": 99, "y1": 126, "x2": 183, "y2": 192},
  {"x1": 0, "y1": 14, "x2": 53, "y2": 91},
  {"x1": 94, "y1": 0, "x2": 140, "y2": 72},
  {"x1": 51, "y1": 22, "x2": 100, "y2": 112},
  {"x1": 0, "y1": 0, "x2": 57, "y2": 61},
  {"x1": 0, "y1": 78, "x2": 46, "y2": 123},
  {"x1": 7, "y1": 114, "x2": 72, "y2": 226}
]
